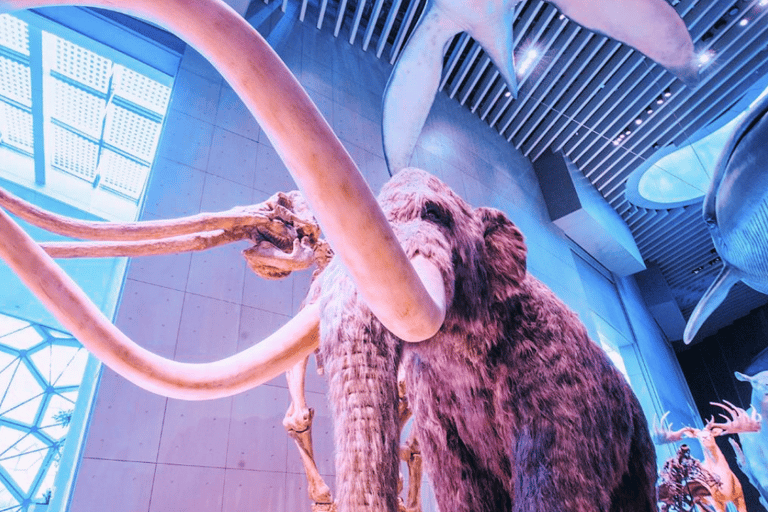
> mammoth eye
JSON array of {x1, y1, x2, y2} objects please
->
[{"x1": 421, "y1": 201, "x2": 452, "y2": 228}]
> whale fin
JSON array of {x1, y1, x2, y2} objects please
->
[
  {"x1": 549, "y1": 0, "x2": 698, "y2": 87},
  {"x1": 684, "y1": 265, "x2": 741, "y2": 344},
  {"x1": 382, "y1": 7, "x2": 461, "y2": 173},
  {"x1": 468, "y1": 9, "x2": 518, "y2": 97}
]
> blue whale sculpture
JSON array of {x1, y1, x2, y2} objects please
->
[{"x1": 684, "y1": 92, "x2": 768, "y2": 344}]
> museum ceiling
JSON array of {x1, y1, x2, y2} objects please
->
[{"x1": 244, "y1": 0, "x2": 768, "y2": 345}]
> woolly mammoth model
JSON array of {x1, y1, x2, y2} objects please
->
[
  {"x1": 313, "y1": 168, "x2": 657, "y2": 512},
  {"x1": 0, "y1": 1, "x2": 656, "y2": 511}
]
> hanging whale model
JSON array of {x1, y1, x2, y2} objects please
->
[
  {"x1": 382, "y1": 0, "x2": 699, "y2": 173},
  {"x1": 684, "y1": 91, "x2": 768, "y2": 344}
]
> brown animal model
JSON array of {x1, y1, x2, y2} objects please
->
[{"x1": 313, "y1": 168, "x2": 657, "y2": 512}]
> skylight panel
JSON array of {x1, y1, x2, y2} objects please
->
[
  {"x1": 0, "y1": 312, "x2": 90, "y2": 510},
  {"x1": 0, "y1": 14, "x2": 29, "y2": 56},
  {"x1": 51, "y1": 79, "x2": 106, "y2": 138},
  {"x1": 98, "y1": 149, "x2": 150, "y2": 199},
  {"x1": 0, "y1": 55, "x2": 31, "y2": 106},
  {"x1": 103, "y1": 103, "x2": 162, "y2": 161},
  {"x1": 0, "y1": 102, "x2": 33, "y2": 152},
  {"x1": 47, "y1": 32, "x2": 111, "y2": 93},
  {"x1": 113, "y1": 64, "x2": 171, "y2": 115},
  {"x1": 51, "y1": 124, "x2": 98, "y2": 180}
]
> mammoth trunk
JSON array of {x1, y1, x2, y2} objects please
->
[{"x1": 318, "y1": 271, "x2": 402, "y2": 512}]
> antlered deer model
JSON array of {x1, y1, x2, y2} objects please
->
[
  {"x1": 653, "y1": 404, "x2": 760, "y2": 512},
  {"x1": 729, "y1": 371, "x2": 768, "y2": 510}
]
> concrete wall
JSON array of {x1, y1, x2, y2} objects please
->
[{"x1": 68, "y1": 3, "x2": 699, "y2": 510}]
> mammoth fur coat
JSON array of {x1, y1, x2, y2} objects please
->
[{"x1": 310, "y1": 168, "x2": 657, "y2": 512}]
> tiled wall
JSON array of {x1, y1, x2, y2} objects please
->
[{"x1": 69, "y1": 3, "x2": 697, "y2": 511}]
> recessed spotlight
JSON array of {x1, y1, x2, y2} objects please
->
[
  {"x1": 664, "y1": 89, "x2": 672, "y2": 98},
  {"x1": 635, "y1": 118, "x2": 642, "y2": 125},
  {"x1": 646, "y1": 108, "x2": 653, "y2": 114},
  {"x1": 740, "y1": 18, "x2": 748, "y2": 26},
  {"x1": 504, "y1": 91, "x2": 511, "y2": 97},
  {"x1": 697, "y1": 50, "x2": 715, "y2": 65},
  {"x1": 625, "y1": 129, "x2": 631, "y2": 136},
  {"x1": 517, "y1": 47, "x2": 540, "y2": 76},
  {"x1": 559, "y1": 14, "x2": 565, "y2": 20},
  {"x1": 656, "y1": 97, "x2": 664, "y2": 105}
]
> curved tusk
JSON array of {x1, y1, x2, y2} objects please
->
[
  {"x1": 0, "y1": 187, "x2": 265, "y2": 241},
  {"x1": 0, "y1": 206, "x2": 318, "y2": 400},
  {"x1": 0, "y1": 0, "x2": 444, "y2": 342}
]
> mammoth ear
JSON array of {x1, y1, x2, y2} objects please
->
[{"x1": 477, "y1": 207, "x2": 527, "y2": 301}]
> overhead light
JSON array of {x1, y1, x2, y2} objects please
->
[
  {"x1": 697, "y1": 50, "x2": 715, "y2": 66},
  {"x1": 646, "y1": 108, "x2": 653, "y2": 114},
  {"x1": 517, "y1": 46, "x2": 540, "y2": 77},
  {"x1": 504, "y1": 91, "x2": 511, "y2": 97},
  {"x1": 739, "y1": 18, "x2": 748, "y2": 26},
  {"x1": 664, "y1": 89, "x2": 672, "y2": 98},
  {"x1": 656, "y1": 97, "x2": 664, "y2": 105},
  {"x1": 635, "y1": 118, "x2": 642, "y2": 125},
  {"x1": 625, "y1": 129, "x2": 631, "y2": 136}
]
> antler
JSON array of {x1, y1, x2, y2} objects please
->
[
  {"x1": 653, "y1": 411, "x2": 697, "y2": 444},
  {"x1": 706, "y1": 401, "x2": 762, "y2": 436}
]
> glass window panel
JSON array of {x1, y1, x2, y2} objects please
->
[
  {"x1": 51, "y1": 78, "x2": 106, "y2": 138},
  {"x1": 0, "y1": 363, "x2": 43, "y2": 424},
  {"x1": 0, "y1": 56, "x2": 31, "y2": 107},
  {"x1": 0, "y1": 318, "x2": 27, "y2": 339},
  {"x1": 0, "y1": 313, "x2": 89, "y2": 508},
  {"x1": 0, "y1": 14, "x2": 29, "y2": 56},
  {"x1": 113, "y1": 65, "x2": 171, "y2": 115},
  {"x1": 50, "y1": 124, "x2": 98, "y2": 181},
  {"x1": 46, "y1": 32, "x2": 111, "y2": 93},
  {"x1": 0, "y1": 103, "x2": 33, "y2": 153},
  {"x1": 103, "y1": 103, "x2": 161, "y2": 161},
  {"x1": 0, "y1": 432, "x2": 48, "y2": 494},
  {"x1": 98, "y1": 149, "x2": 150, "y2": 199},
  {"x1": 0, "y1": 328, "x2": 42, "y2": 351}
]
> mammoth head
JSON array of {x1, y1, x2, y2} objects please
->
[{"x1": 374, "y1": 169, "x2": 528, "y2": 326}]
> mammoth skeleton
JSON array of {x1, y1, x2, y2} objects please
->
[{"x1": 0, "y1": 1, "x2": 657, "y2": 511}]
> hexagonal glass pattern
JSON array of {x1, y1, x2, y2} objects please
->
[{"x1": 0, "y1": 312, "x2": 89, "y2": 511}]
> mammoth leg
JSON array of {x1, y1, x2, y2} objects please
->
[
  {"x1": 412, "y1": 418, "x2": 510, "y2": 512},
  {"x1": 319, "y1": 270, "x2": 402, "y2": 512},
  {"x1": 283, "y1": 355, "x2": 335, "y2": 510}
]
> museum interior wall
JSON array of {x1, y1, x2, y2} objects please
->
[{"x1": 17, "y1": 4, "x2": 704, "y2": 511}]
